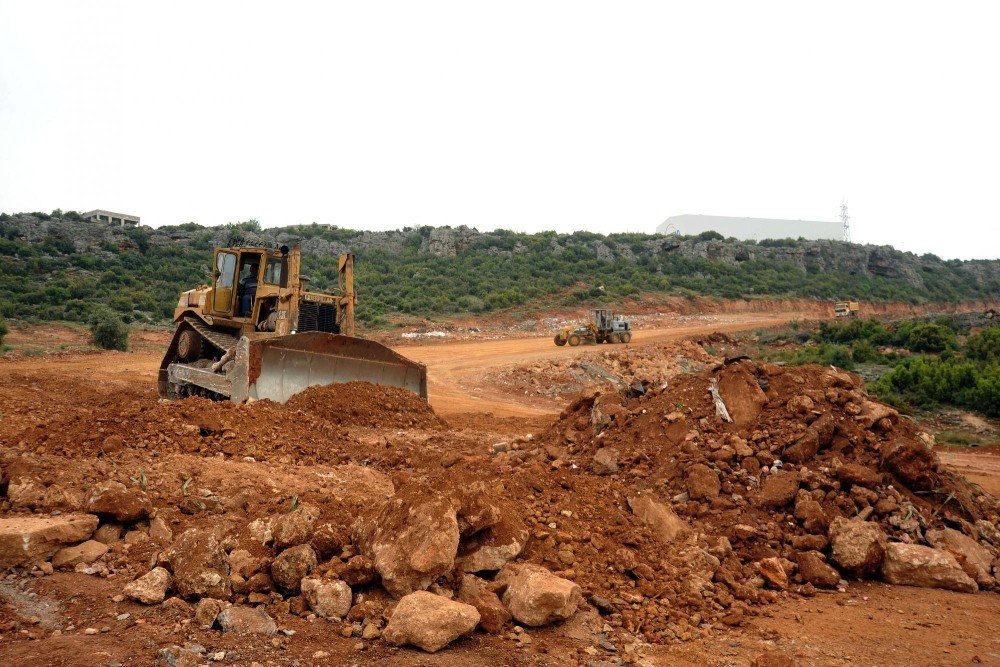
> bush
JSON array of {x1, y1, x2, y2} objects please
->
[
  {"x1": 870, "y1": 357, "x2": 1000, "y2": 417},
  {"x1": 967, "y1": 326, "x2": 1000, "y2": 362},
  {"x1": 89, "y1": 310, "x2": 130, "y2": 351},
  {"x1": 0, "y1": 317, "x2": 7, "y2": 346},
  {"x1": 906, "y1": 322, "x2": 955, "y2": 353}
]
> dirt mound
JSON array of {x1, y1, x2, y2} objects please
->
[
  {"x1": 542, "y1": 360, "x2": 1000, "y2": 585},
  {"x1": 285, "y1": 382, "x2": 445, "y2": 430}
]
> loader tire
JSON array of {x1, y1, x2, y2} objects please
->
[
  {"x1": 554, "y1": 334, "x2": 567, "y2": 346},
  {"x1": 622, "y1": 331, "x2": 632, "y2": 343},
  {"x1": 177, "y1": 329, "x2": 203, "y2": 362},
  {"x1": 568, "y1": 334, "x2": 582, "y2": 347}
]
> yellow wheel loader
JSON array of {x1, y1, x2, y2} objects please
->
[
  {"x1": 158, "y1": 243, "x2": 427, "y2": 403},
  {"x1": 553, "y1": 308, "x2": 632, "y2": 346}
]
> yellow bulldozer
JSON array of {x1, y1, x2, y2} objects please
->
[
  {"x1": 158, "y1": 242, "x2": 427, "y2": 402},
  {"x1": 554, "y1": 308, "x2": 632, "y2": 346}
]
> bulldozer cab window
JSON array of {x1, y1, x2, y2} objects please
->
[
  {"x1": 263, "y1": 257, "x2": 283, "y2": 285},
  {"x1": 213, "y1": 251, "x2": 237, "y2": 312}
]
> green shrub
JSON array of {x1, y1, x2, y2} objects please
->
[
  {"x1": 906, "y1": 323, "x2": 955, "y2": 353},
  {"x1": 870, "y1": 357, "x2": 1000, "y2": 417},
  {"x1": 0, "y1": 317, "x2": 7, "y2": 346},
  {"x1": 967, "y1": 326, "x2": 1000, "y2": 362},
  {"x1": 851, "y1": 339, "x2": 879, "y2": 363},
  {"x1": 89, "y1": 309, "x2": 130, "y2": 351}
]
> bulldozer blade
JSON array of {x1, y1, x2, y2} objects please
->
[{"x1": 229, "y1": 333, "x2": 427, "y2": 403}]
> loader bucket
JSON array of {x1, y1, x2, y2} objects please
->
[{"x1": 230, "y1": 333, "x2": 427, "y2": 403}]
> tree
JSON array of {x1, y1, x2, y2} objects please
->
[{"x1": 89, "y1": 309, "x2": 130, "y2": 351}]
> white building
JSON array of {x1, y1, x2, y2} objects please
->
[
  {"x1": 658, "y1": 214, "x2": 843, "y2": 242},
  {"x1": 83, "y1": 209, "x2": 140, "y2": 227}
]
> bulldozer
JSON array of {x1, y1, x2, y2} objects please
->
[
  {"x1": 554, "y1": 308, "x2": 632, "y2": 346},
  {"x1": 158, "y1": 242, "x2": 427, "y2": 403}
]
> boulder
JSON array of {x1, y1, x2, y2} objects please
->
[
  {"x1": 217, "y1": 606, "x2": 278, "y2": 635},
  {"x1": 627, "y1": 493, "x2": 689, "y2": 543},
  {"x1": 271, "y1": 502, "x2": 320, "y2": 550},
  {"x1": 86, "y1": 481, "x2": 152, "y2": 523},
  {"x1": 837, "y1": 463, "x2": 881, "y2": 489},
  {"x1": 454, "y1": 482, "x2": 502, "y2": 536},
  {"x1": 194, "y1": 598, "x2": 226, "y2": 628},
  {"x1": 881, "y1": 543, "x2": 977, "y2": 593},
  {"x1": 93, "y1": 523, "x2": 123, "y2": 544},
  {"x1": 353, "y1": 487, "x2": 460, "y2": 598},
  {"x1": 926, "y1": 528, "x2": 994, "y2": 586},
  {"x1": 51, "y1": 539, "x2": 109, "y2": 569},
  {"x1": 796, "y1": 551, "x2": 840, "y2": 588},
  {"x1": 165, "y1": 528, "x2": 231, "y2": 600},
  {"x1": 592, "y1": 448, "x2": 620, "y2": 476},
  {"x1": 858, "y1": 401, "x2": 898, "y2": 429},
  {"x1": 124, "y1": 567, "x2": 172, "y2": 604},
  {"x1": 300, "y1": 577, "x2": 352, "y2": 619},
  {"x1": 756, "y1": 471, "x2": 800, "y2": 509},
  {"x1": 497, "y1": 563, "x2": 582, "y2": 626},
  {"x1": 755, "y1": 557, "x2": 788, "y2": 589},
  {"x1": 382, "y1": 590, "x2": 480, "y2": 653},
  {"x1": 0, "y1": 514, "x2": 99, "y2": 568},
  {"x1": 686, "y1": 463, "x2": 720, "y2": 501},
  {"x1": 828, "y1": 517, "x2": 887, "y2": 577},
  {"x1": 457, "y1": 574, "x2": 510, "y2": 633},
  {"x1": 716, "y1": 364, "x2": 767, "y2": 426},
  {"x1": 457, "y1": 516, "x2": 528, "y2": 573},
  {"x1": 881, "y1": 438, "x2": 940, "y2": 491},
  {"x1": 270, "y1": 544, "x2": 317, "y2": 594}
]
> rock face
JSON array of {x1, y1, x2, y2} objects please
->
[
  {"x1": 300, "y1": 577, "x2": 352, "y2": 619},
  {"x1": 457, "y1": 574, "x2": 511, "y2": 634},
  {"x1": 165, "y1": 529, "x2": 232, "y2": 600},
  {"x1": 217, "y1": 606, "x2": 278, "y2": 635},
  {"x1": 51, "y1": 539, "x2": 109, "y2": 569},
  {"x1": 124, "y1": 567, "x2": 172, "y2": 604},
  {"x1": 881, "y1": 543, "x2": 978, "y2": 593},
  {"x1": 354, "y1": 488, "x2": 460, "y2": 597},
  {"x1": 85, "y1": 481, "x2": 152, "y2": 523},
  {"x1": 271, "y1": 544, "x2": 317, "y2": 594},
  {"x1": 498, "y1": 563, "x2": 582, "y2": 627},
  {"x1": 382, "y1": 591, "x2": 480, "y2": 653},
  {"x1": 926, "y1": 528, "x2": 995, "y2": 586},
  {"x1": 627, "y1": 493, "x2": 689, "y2": 543},
  {"x1": 828, "y1": 518, "x2": 887, "y2": 577},
  {"x1": 0, "y1": 514, "x2": 99, "y2": 567}
]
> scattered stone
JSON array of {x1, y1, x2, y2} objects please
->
[
  {"x1": 756, "y1": 471, "x2": 799, "y2": 509},
  {"x1": 272, "y1": 502, "x2": 321, "y2": 550},
  {"x1": 455, "y1": 482, "x2": 502, "y2": 536},
  {"x1": 751, "y1": 650, "x2": 800, "y2": 667},
  {"x1": 881, "y1": 438, "x2": 940, "y2": 491},
  {"x1": 627, "y1": 493, "x2": 689, "y2": 543},
  {"x1": 497, "y1": 563, "x2": 582, "y2": 627},
  {"x1": 591, "y1": 448, "x2": 620, "y2": 476},
  {"x1": 828, "y1": 517, "x2": 887, "y2": 577},
  {"x1": 124, "y1": 567, "x2": 172, "y2": 604},
  {"x1": 796, "y1": 551, "x2": 840, "y2": 588},
  {"x1": 227, "y1": 549, "x2": 260, "y2": 579},
  {"x1": 837, "y1": 463, "x2": 881, "y2": 489},
  {"x1": 311, "y1": 522, "x2": 349, "y2": 559},
  {"x1": 270, "y1": 544, "x2": 318, "y2": 594},
  {"x1": 881, "y1": 543, "x2": 978, "y2": 593},
  {"x1": 217, "y1": 606, "x2": 278, "y2": 635},
  {"x1": 0, "y1": 514, "x2": 99, "y2": 568},
  {"x1": 52, "y1": 540, "x2": 109, "y2": 569},
  {"x1": 457, "y1": 516, "x2": 528, "y2": 573},
  {"x1": 300, "y1": 577, "x2": 352, "y2": 619},
  {"x1": 382, "y1": 590, "x2": 480, "y2": 653},
  {"x1": 149, "y1": 516, "x2": 173, "y2": 543},
  {"x1": 164, "y1": 529, "x2": 232, "y2": 600},
  {"x1": 457, "y1": 574, "x2": 511, "y2": 634},
  {"x1": 335, "y1": 555, "x2": 376, "y2": 587},
  {"x1": 85, "y1": 481, "x2": 152, "y2": 523},
  {"x1": 686, "y1": 463, "x2": 720, "y2": 501},
  {"x1": 93, "y1": 523, "x2": 123, "y2": 545},
  {"x1": 195, "y1": 598, "x2": 226, "y2": 628},
  {"x1": 755, "y1": 557, "x2": 788, "y2": 589}
]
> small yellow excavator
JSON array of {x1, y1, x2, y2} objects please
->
[
  {"x1": 554, "y1": 308, "x2": 632, "y2": 346},
  {"x1": 158, "y1": 243, "x2": 427, "y2": 402}
]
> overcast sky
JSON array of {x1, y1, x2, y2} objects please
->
[{"x1": 1, "y1": 1, "x2": 998, "y2": 260}]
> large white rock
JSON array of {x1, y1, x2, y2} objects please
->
[
  {"x1": 498, "y1": 563, "x2": 582, "y2": 626},
  {"x1": 300, "y1": 577, "x2": 352, "y2": 619},
  {"x1": 0, "y1": 514, "x2": 99, "y2": 568},
  {"x1": 382, "y1": 591, "x2": 480, "y2": 653},
  {"x1": 124, "y1": 567, "x2": 172, "y2": 604},
  {"x1": 881, "y1": 543, "x2": 978, "y2": 593}
]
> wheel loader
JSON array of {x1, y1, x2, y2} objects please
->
[
  {"x1": 553, "y1": 308, "x2": 632, "y2": 346},
  {"x1": 158, "y1": 243, "x2": 427, "y2": 403}
]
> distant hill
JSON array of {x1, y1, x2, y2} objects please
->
[{"x1": 1, "y1": 211, "x2": 998, "y2": 325}]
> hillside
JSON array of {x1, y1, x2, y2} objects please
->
[{"x1": 1, "y1": 211, "x2": 998, "y2": 325}]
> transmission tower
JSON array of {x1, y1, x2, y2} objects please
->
[{"x1": 840, "y1": 203, "x2": 851, "y2": 242}]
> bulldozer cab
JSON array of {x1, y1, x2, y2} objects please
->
[{"x1": 210, "y1": 247, "x2": 288, "y2": 323}]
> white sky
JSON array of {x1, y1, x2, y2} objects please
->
[{"x1": 1, "y1": 1, "x2": 998, "y2": 260}]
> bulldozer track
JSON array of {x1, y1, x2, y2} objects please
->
[{"x1": 183, "y1": 315, "x2": 240, "y2": 353}]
